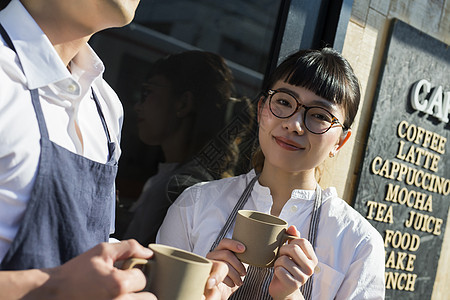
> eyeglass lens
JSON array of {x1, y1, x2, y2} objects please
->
[{"x1": 269, "y1": 91, "x2": 335, "y2": 134}]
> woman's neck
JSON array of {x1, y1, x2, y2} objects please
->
[
  {"x1": 259, "y1": 164, "x2": 316, "y2": 216},
  {"x1": 161, "y1": 118, "x2": 194, "y2": 163}
]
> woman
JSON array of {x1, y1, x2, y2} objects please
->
[{"x1": 156, "y1": 48, "x2": 385, "y2": 299}]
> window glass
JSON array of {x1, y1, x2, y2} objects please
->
[
  {"x1": 134, "y1": 0, "x2": 278, "y2": 75},
  {"x1": 90, "y1": 0, "x2": 280, "y2": 240}
]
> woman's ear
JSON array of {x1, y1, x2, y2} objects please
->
[
  {"x1": 330, "y1": 129, "x2": 351, "y2": 157},
  {"x1": 336, "y1": 129, "x2": 352, "y2": 151},
  {"x1": 175, "y1": 91, "x2": 194, "y2": 118}
]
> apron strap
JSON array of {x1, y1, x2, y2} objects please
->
[
  {"x1": 0, "y1": 24, "x2": 116, "y2": 161},
  {"x1": 0, "y1": 23, "x2": 15, "y2": 51},
  {"x1": 91, "y1": 87, "x2": 116, "y2": 162},
  {"x1": 0, "y1": 23, "x2": 50, "y2": 139},
  {"x1": 30, "y1": 88, "x2": 50, "y2": 139},
  {"x1": 301, "y1": 185, "x2": 323, "y2": 300},
  {"x1": 210, "y1": 174, "x2": 260, "y2": 252},
  {"x1": 91, "y1": 87, "x2": 112, "y2": 144}
]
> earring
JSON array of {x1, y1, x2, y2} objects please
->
[{"x1": 329, "y1": 152, "x2": 335, "y2": 158}]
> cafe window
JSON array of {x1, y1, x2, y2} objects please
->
[
  {"x1": 89, "y1": 0, "x2": 351, "y2": 240},
  {"x1": 90, "y1": 0, "x2": 279, "y2": 195}
]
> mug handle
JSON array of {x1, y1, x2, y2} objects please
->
[
  {"x1": 122, "y1": 258, "x2": 153, "y2": 292},
  {"x1": 283, "y1": 231, "x2": 300, "y2": 243},
  {"x1": 122, "y1": 258, "x2": 150, "y2": 270}
]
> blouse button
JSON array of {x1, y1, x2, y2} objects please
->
[
  {"x1": 67, "y1": 84, "x2": 77, "y2": 93},
  {"x1": 315, "y1": 265, "x2": 321, "y2": 273},
  {"x1": 291, "y1": 205, "x2": 298, "y2": 212}
]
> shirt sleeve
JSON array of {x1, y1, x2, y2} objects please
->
[
  {"x1": 334, "y1": 232, "x2": 386, "y2": 299},
  {"x1": 155, "y1": 187, "x2": 196, "y2": 252}
]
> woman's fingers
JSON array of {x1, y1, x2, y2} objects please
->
[
  {"x1": 270, "y1": 237, "x2": 318, "y2": 294},
  {"x1": 273, "y1": 255, "x2": 310, "y2": 286},
  {"x1": 206, "y1": 253, "x2": 244, "y2": 287},
  {"x1": 278, "y1": 239, "x2": 317, "y2": 276},
  {"x1": 273, "y1": 265, "x2": 302, "y2": 289},
  {"x1": 207, "y1": 239, "x2": 246, "y2": 276},
  {"x1": 213, "y1": 238, "x2": 246, "y2": 253},
  {"x1": 206, "y1": 239, "x2": 247, "y2": 287},
  {"x1": 286, "y1": 225, "x2": 300, "y2": 237},
  {"x1": 208, "y1": 249, "x2": 246, "y2": 275}
]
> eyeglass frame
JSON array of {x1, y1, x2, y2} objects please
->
[{"x1": 265, "y1": 89, "x2": 347, "y2": 134}]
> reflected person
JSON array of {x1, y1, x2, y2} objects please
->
[{"x1": 123, "y1": 50, "x2": 252, "y2": 246}]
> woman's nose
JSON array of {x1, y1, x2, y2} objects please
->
[{"x1": 282, "y1": 111, "x2": 305, "y2": 135}]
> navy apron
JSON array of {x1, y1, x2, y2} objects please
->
[{"x1": 0, "y1": 24, "x2": 118, "y2": 270}]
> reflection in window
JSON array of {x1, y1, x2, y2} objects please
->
[{"x1": 90, "y1": 0, "x2": 280, "y2": 241}]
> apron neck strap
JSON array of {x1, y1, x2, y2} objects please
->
[
  {"x1": 301, "y1": 183, "x2": 323, "y2": 300},
  {"x1": 210, "y1": 173, "x2": 260, "y2": 252},
  {"x1": 0, "y1": 23, "x2": 15, "y2": 51}
]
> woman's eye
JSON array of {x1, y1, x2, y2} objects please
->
[
  {"x1": 311, "y1": 112, "x2": 332, "y2": 122},
  {"x1": 141, "y1": 87, "x2": 153, "y2": 97},
  {"x1": 275, "y1": 99, "x2": 292, "y2": 107}
]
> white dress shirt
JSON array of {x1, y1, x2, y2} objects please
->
[
  {"x1": 157, "y1": 170, "x2": 386, "y2": 299},
  {"x1": 0, "y1": 0, "x2": 123, "y2": 262}
]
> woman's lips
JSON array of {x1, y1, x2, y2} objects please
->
[{"x1": 274, "y1": 136, "x2": 303, "y2": 151}]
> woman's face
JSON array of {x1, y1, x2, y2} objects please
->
[
  {"x1": 258, "y1": 80, "x2": 347, "y2": 174},
  {"x1": 134, "y1": 75, "x2": 181, "y2": 146}
]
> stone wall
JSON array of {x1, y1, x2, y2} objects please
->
[{"x1": 319, "y1": 0, "x2": 449, "y2": 299}]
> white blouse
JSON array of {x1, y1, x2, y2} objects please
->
[{"x1": 157, "y1": 170, "x2": 385, "y2": 299}]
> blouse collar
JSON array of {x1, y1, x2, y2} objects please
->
[{"x1": 247, "y1": 169, "x2": 337, "y2": 202}]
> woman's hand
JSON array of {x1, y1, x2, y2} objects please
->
[
  {"x1": 206, "y1": 238, "x2": 247, "y2": 298},
  {"x1": 269, "y1": 226, "x2": 317, "y2": 300}
]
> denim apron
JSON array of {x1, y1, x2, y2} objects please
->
[
  {"x1": 210, "y1": 175, "x2": 323, "y2": 300},
  {"x1": 0, "y1": 24, "x2": 118, "y2": 270}
]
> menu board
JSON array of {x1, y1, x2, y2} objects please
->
[{"x1": 353, "y1": 19, "x2": 449, "y2": 299}]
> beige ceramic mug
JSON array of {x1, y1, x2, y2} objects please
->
[
  {"x1": 232, "y1": 210, "x2": 298, "y2": 267},
  {"x1": 122, "y1": 243, "x2": 212, "y2": 300}
]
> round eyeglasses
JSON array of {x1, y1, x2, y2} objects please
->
[{"x1": 267, "y1": 89, "x2": 347, "y2": 134}]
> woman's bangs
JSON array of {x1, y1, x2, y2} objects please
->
[{"x1": 284, "y1": 63, "x2": 346, "y2": 105}]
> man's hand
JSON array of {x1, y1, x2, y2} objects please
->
[
  {"x1": 23, "y1": 239, "x2": 157, "y2": 300},
  {"x1": 203, "y1": 259, "x2": 229, "y2": 300}
]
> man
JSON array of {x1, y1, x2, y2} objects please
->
[{"x1": 0, "y1": 0, "x2": 226, "y2": 298}]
